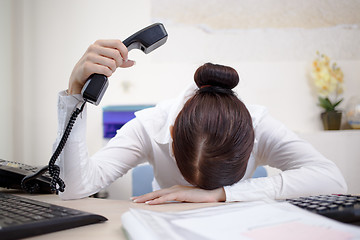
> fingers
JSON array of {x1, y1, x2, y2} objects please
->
[
  {"x1": 85, "y1": 52, "x2": 117, "y2": 74},
  {"x1": 121, "y1": 59, "x2": 136, "y2": 68},
  {"x1": 144, "y1": 193, "x2": 180, "y2": 205},
  {"x1": 82, "y1": 61, "x2": 113, "y2": 78},
  {"x1": 131, "y1": 186, "x2": 226, "y2": 205},
  {"x1": 95, "y1": 39, "x2": 129, "y2": 63},
  {"x1": 132, "y1": 187, "x2": 176, "y2": 203},
  {"x1": 90, "y1": 47, "x2": 122, "y2": 70},
  {"x1": 87, "y1": 40, "x2": 135, "y2": 71},
  {"x1": 131, "y1": 185, "x2": 201, "y2": 205}
]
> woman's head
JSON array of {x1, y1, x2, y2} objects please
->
[{"x1": 172, "y1": 63, "x2": 254, "y2": 190}]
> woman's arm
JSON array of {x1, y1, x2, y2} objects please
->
[
  {"x1": 131, "y1": 185, "x2": 226, "y2": 204},
  {"x1": 131, "y1": 112, "x2": 347, "y2": 205},
  {"x1": 56, "y1": 115, "x2": 151, "y2": 200},
  {"x1": 56, "y1": 39, "x2": 138, "y2": 199},
  {"x1": 224, "y1": 114, "x2": 348, "y2": 202}
]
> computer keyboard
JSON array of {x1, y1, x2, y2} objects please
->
[
  {"x1": 0, "y1": 192, "x2": 107, "y2": 240},
  {"x1": 286, "y1": 194, "x2": 360, "y2": 226}
]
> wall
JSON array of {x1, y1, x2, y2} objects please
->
[
  {"x1": 4, "y1": 0, "x2": 152, "y2": 165},
  {"x1": 0, "y1": 0, "x2": 13, "y2": 161},
  {"x1": 149, "y1": 0, "x2": 360, "y2": 132},
  {"x1": 299, "y1": 130, "x2": 360, "y2": 194},
  {"x1": 0, "y1": 0, "x2": 359, "y2": 198}
]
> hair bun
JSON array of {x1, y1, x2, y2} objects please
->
[{"x1": 194, "y1": 63, "x2": 239, "y2": 90}]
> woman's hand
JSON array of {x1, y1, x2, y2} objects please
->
[
  {"x1": 68, "y1": 39, "x2": 136, "y2": 95},
  {"x1": 131, "y1": 185, "x2": 226, "y2": 205}
]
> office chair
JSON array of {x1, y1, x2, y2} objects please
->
[
  {"x1": 132, "y1": 164, "x2": 154, "y2": 197},
  {"x1": 251, "y1": 166, "x2": 268, "y2": 178},
  {"x1": 132, "y1": 165, "x2": 268, "y2": 196}
]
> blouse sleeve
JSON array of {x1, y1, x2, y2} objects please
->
[
  {"x1": 55, "y1": 91, "x2": 150, "y2": 200},
  {"x1": 224, "y1": 113, "x2": 348, "y2": 202}
]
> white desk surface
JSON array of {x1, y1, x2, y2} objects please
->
[{"x1": 10, "y1": 192, "x2": 224, "y2": 240}]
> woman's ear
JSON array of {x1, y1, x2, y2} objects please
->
[{"x1": 169, "y1": 125, "x2": 174, "y2": 139}]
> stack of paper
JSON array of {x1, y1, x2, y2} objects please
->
[{"x1": 121, "y1": 201, "x2": 360, "y2": 240}]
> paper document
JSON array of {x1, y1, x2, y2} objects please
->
[{"x1": 121, "y1": 201, "x2": 360, "y2": 240}]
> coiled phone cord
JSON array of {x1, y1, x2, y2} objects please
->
[
  {"x1": 48, "y1": 101, "x2": 86, "y2": 193},
  {"x1": 21, "y1": 101, "x2": 86, "y2": 194}
]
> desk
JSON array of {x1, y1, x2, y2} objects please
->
[
  {"x1": 17, "y1": 193, "x2": 224, "y2": 240},
  {"x1": 3, "y1": 190, "x2": 359, "y2": 239}
]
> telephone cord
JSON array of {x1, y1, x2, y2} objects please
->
[{"x1": 48, "y1": 101, "x2": 86, "y2": 194}]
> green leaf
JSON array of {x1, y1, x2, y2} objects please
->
[
  {"x1": 318, "y1": 97, "x2": 333, "y2": 111},
  {"x1": 318, "y1": 97, "x2": 343, "y2": 112},
  {"x1": 333, "y1": 99, "x2": 343, "y2": 109}
]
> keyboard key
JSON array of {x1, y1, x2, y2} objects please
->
[
  {"x1": 315, "y1": 206, "x2": 327, "y2": 212},
  {"x1": 286, "y1": 194, "x2": 360, "y2": 226},
  {"x1": 0, "y1": 193, "x2": 107, "y2": 240}
]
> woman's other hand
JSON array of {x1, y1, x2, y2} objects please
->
[
  {"x1": 68, "y1": 39, "x2": 136, "y2": 95},
  {"x1": 131, "y1": 185, "x2": 226, "y2": 205}
]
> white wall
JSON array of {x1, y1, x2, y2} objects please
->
[
  {"x1": 0, "y1": 0, "x2": 13, "y2": 161},
  {"x1": 1, "y1": 0, "x2": 359, "y2": 197},
  {"x1": 299, "y1": 130, "x2": 360, "y2": 194},
  {"x1": 6, "y1": 0, "x2": 152, "y2": 165}
]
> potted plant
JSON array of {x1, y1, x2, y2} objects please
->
[{"x1": 311, "y1": 52, "x2": 344, "y2": 130}]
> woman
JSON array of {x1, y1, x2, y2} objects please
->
[{"x1": 56, "y1": 39, "x2": 347, "y2": 204}]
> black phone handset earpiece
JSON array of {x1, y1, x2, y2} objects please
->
[{"x1": 21, "y1": 23, "x2": 168, "y2": 194}]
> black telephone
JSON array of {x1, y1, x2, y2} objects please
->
[
  {"x1": 0, "y1": 159, "x2": 52, "y2": 193},
  {"x1": 0, "y1": 23, "x2": 167, "y2": 194}
]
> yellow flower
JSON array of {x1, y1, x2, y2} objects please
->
[
  {"x1": 311, "y1": 53, "x2": 343, "y2": 97},
  {"x1": 310, "y1": 52, "x2": 344, "y2": 112}
]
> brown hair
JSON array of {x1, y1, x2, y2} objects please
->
[{"x1": 172, "y1": 63, "x2": 254, "y2": 190}]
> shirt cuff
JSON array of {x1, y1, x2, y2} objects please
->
[
  {"x1": 224, "y1": 175, "x2": 282, "y2": 202},
  {"x1": 57, "y1": 90, "x2": 87, "y2": 142}
]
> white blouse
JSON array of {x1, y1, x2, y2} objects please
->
[{"x1": 55, "y1": 83, "x2": 347, "y2": 201}]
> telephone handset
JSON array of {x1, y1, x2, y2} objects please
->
[
  {"x1": 18, "y1": 23, "x2": 168, "y2": 194},
  {"x1": 81, "y1": 23, "x2": 168, "y2": 105}
]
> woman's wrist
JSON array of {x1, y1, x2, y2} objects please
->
[
  {"x1": 67, "y1": 83, "x2": 82, "y2": 95},
  {"x1": 213, "y1": 187, "x2": 226, "y2": 202}
]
